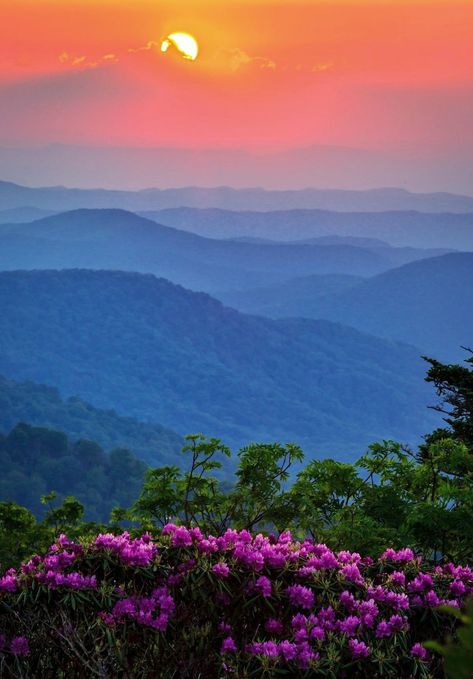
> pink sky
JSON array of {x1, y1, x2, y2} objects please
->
[{"x1": 0, "y1": 1, "x2": 472, "y2": 190}]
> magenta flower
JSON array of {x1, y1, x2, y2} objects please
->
[
  {"x1": 279, "y1": 640, "x2": 298, "y2": 661},
  {"x1": 375, "y1": 621, "x2": 393, "y2": 638},
  {"x1": 221, "y1": 636, "x2": 237, "y2": 654},
  {"x1": 10, "y1": 636, "x2": 29, "y2": 656},
  {"x1": 349, "y1": 639, "x2": 371, "y2": 658},
  {"x1": 381, "y1": 548, "x2": 415, "y2": 563},
  {"x1": 411, "y1": 643, "x2": 429, "y2": 661},
  {"x1": 218, "y1": 621, "x2": 232, "y2": 634},
  {"x1": 340, "y1": 563, "x2": 364, "y2": 585},
  {"x1": 340, "y1": 590, "x2": 358, "y2": 612},
  {"x1": 0, "y1": 572, "x2": 17, "y2": 593},
  {"x1": 390, "y1": 571, "x2": 406, "y2": 587},
  {"x1": 286, "y1": 584, "x2": 314, "y2": 609},
  {"x1": 339, "y1": 616, "x2": 361, "y2": 637},
  {"x1": 265, "y1": 618, "x2": 284, "y2": 635},
  {"x1": 212, "y1": 562, "x2": 230, "y2": 579},
  {"x1": 255, "y1": 575, "x2": 272, "y2": 598},
  {"x1": 450, "y1": 580, "x2": 466, "y2": 596}
]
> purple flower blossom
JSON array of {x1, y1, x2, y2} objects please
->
[
  {"x1": 279, "y1": 640, "x2": 298, "y2": 661},
  {"x1": 94, "y1": 532, "x2": 156, "y2": 566},
  {"x1": 375, "y1": 621, "x2": 393, "y2": 638},
  {"x1": 265, "y1": 618, "x2": 284, "y2": 635},
  {"x1": 381, "y1": 548, "x2": 415, "y2": 563},
  {"x1": 286, "y1": 584, "x2": 314, "y2": 609},
  {"x1": 37, "y1": 570, "x2": 97, "y2": 590},
  {"x1": 390, "y1": 571, "x2": 406, "y2": 587},
  {"x1": 0, "y1": 572, "x2": 17, "y2": 592},
  {"x1": 310, "y1": 626, "x2": 325, "y2": 641},
  {"x1": 424, "y1": 590, "x2": 441, "y2": 607},
  {"x1": 408, "y1": 573, "x2": 434, "y2": 593},
  {"x1": 10, "y1": 636, "x2": 29, "y2": 656},
  {"x1": 349, "y1": 639, "x2": 371, "y2": 658},
  {"x1": 450, "y1": 580, "x2": 467, "y2": 596},
  {"x1": 212, "y1": 562, "x2": 230, "y2": 579},
  {"x1": 339, "y1": 616, "x2": 361, "y2": 637},
  {"x1": 218, "y1": 620, "x2": 232, "y2": 634},
  {"x1": 388, "y1": 614, "x2": 408, "y2": 633},
  {"x1": 340, "y1": 563, "x2": 364, "y2": 585},
  {"x1": 246, "y1": 641, "x2": 279, "y2": 657},
  {"x1": 255, "y1": 575, "x2": 272, "y2": 598},
  {"x1": 297, "y1": 641, "x2": 319, "y2": 669},
  {"x1": 340, "y1": 590, "x2": 358, "y2": 612},
  {"x1": 221, "y1": 636, "x2": 237, "y2": 654},
  {"x1": 411, "y1": 643, "x2": 429, "y2": 661}
]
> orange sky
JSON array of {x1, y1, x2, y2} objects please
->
[{"x1": 1, "y1": 0, "x2": 472, "y2": 152}]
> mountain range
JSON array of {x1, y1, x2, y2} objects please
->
[
  {"x1": 218, "y1": 253, "x2": 473, "y2": 362},
  {"x1": 2, "y1": 179, "x2": 473, "y2": 213},
  {"x1": 0, "y1": 144, "x2": 472, "y2": 195},
  {"x1": 0, "y1": 209, "x2": 450, "y2": 293},
  {"x1": 144, "y1": 207, "x2": 473, "y2": 250},
  {"x1": 0, "y1": 269, "x2": 439, "y2": 458}
]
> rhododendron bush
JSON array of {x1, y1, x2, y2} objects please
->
[{"x1": 0, "y1": 525, "x2": 469, "y2": 678}]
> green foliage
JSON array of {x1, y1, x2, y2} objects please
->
[
  {"x1": 424, "y1": 349, "x2": 473, "y2": 450},
  {"x1": 123, "y1": 432, "x2": 473, "y2": 565},
  {"x1": 427, "y1": 601, "x2": 473, "y2": 679},
  {"x1": 0, "y1": 422, "x2": 147, "y2": 522},
  {"x1": 0, "y1": 495, "x2": 104, "y2": 571},
  {"x1": 0, "y1": 373, "x2": 183, "y2": 466}
]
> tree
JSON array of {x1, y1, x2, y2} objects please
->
[{"x1": 424, "y1": 349, "x2": 473, "y2": 450}]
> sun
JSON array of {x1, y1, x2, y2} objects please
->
[{"x1": 161, "y1": 33, "x2": 199, "y2": 62}]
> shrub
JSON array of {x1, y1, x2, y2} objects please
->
[{"x1": 1, "y1": 525, "x2": 470, "y2": 677}]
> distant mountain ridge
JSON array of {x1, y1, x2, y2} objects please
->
[
  {"x1": 0, "y1": 208, "x2": 441, "y2": 292},
  {"x1": 145, "y1": 207, "x2": 473, "y2": 250},
  {"x1": 219, "y1": 253, "x2": 473, "y2": 362},
  {"x1": 0, "y1": 143, "x2": 471, "y2": 195},
  {"x1": 1, "y1": 179, "x2": 473, "y2": 213},
  {"x1": 0, "y1": 269, "x2": 439, "y2": 458}
]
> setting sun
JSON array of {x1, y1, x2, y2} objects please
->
[{"x1": 161, "y1": 32, "x2": 199, "y2": 61}]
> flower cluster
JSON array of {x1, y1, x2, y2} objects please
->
[
  {"x1": 1, "y1": 524, "x2": 472, "y2": 676},
  {"x1": 94, "y1": 531, "x2": 157, "y2": 566},
  {"x1": 0, "y1": 633, "x2": 29, "y2": 657},
  {"x1": 100, "y1": 586, "x2": 175, "y2": 631}
]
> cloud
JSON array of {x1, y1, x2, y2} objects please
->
[
  {"x1": 311, "y1": 62, "x2": 334, "y2": 73},
  {"x1": 220, "y1": 48, "x2": 277, "y2": 72},
  {"x1": 58, "y1": 52, "x2": 119, "y2": 70},
  {"x1": 128, "y1": 41, "x2": 160, "y2": 54}
]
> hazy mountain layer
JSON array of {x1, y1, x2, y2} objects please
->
[
  {"x1": 0, "y1": 374, "x2": 182, "y2": 466},
  {"x1": 216, "y1": 274, "x2": 364, "y2": 317},
  {"x1": 0, "y1": 269, "x2": 438, "y2": 458},
  {"x1": 145, "y1": 207, "x2": 473, "y2": 250},
  {"x1": 1, "y1": 179, "x2": 473, "y2": 213},
  {"x1": 218, "y1": 254, "x2": 473, "y2": 362},
  {"x1": 0, "y1": 209, "x2": 423, "y2": 293}
]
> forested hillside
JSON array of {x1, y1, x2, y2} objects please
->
[
  {"x1": 0, "y1": 374, "x2": 182, "y2": 466},
  {"x1": 0, "y1": 422, "x2": 146, "y2": 519},
  {"x1": 0, "y1": 269, "x2": 438, "y2": 456},
  {"x1": 218, "y1": 253, "x2": 473, "y2": 361}
]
